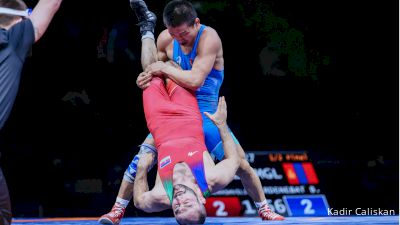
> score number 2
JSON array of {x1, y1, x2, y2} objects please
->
[
  {"x1": 213, "y1": 201, "x2": 228, "y2": 216},
  {"x1": 300, "y1": 199, "x2": 315, "y2": 214},
  {"x1": 283, "y1": 195, "x2": 329, "y2": 216}
]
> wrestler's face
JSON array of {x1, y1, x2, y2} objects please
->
[
  {"x1": 167, "y1": 18, "x2": 200, "y2": 47},
  {"x1": 172, "y1": 184, "x2": 206, "y2": 224}
]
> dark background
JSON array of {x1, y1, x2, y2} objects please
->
[{"x1": 0, "y1": 0, "x2": 397, "y2": 217}]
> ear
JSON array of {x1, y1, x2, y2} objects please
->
[
  {"x1": 194, "y1": 184, "x2": 206, "y2": 204},
  {"x1": 200, "y1": 195, "x2": 206, "y2": 204},
  {"x1": 194, "y1": 18, "x2": 200, "y2": 27}
]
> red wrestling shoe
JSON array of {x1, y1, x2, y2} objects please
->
[
  {"x1": 98, "y1": 203, "x2": 125, "y2": 225},
  {"x1": 258, "y1": 204, "x2": 285, "y2": 221}
]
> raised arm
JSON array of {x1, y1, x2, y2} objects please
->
[
  {"x1": 29, "y1": 0, "x2": 62, "y2": 42},
  {"x1": 204, "y1": 97, "x2": 239, "y2": 192},
  {"x1": 133, "y1": 152, "x2": 170, "y2": 213}
]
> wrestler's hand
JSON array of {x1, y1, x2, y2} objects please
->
[
  {"x1": 146, "y1": 61, "x2": 166, "y2": 74},
  {"x1": 165, "y1": 60, "x2": 181, "y2": 70},
  {"x1": 136, "y1": 71, "x2": 152, "y2": 89},
  {"x1": 204, "y1": 96, "x2": 227, "y2": 127}
]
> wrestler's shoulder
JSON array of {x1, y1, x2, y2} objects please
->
[
  {"x1": 203, "y1": 26, "x2": 221, "y2": 39},
  {"x1": 158, "y1": 29, "x2": 172, "y2": 40},
  {"x1": 157, "y1": 29, "x2": 174, "y2": 47}
]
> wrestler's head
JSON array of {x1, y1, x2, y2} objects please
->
[
  {"x1": 172, "y1": 184, "x2": 206, "y2": 225},
  {"x1": 0, "y1": 0, "x2": 27, "y2": 28},
  {"x1": 163, "y1": 0, "x2": 200, "y2": 47}
]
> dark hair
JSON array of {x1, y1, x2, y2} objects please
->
[
  {"x1": 0, "y1": 0, "x2": 27, "y2": 27},
  {"x1": 177, "y1": 206, "x2": 206, "y2": 225},
  {"x1": 198, "y1": 206, "x2": 206, "y2": 224},
  {"x1": 163, "y1": 0, "x2": 197, "y2": 27}
]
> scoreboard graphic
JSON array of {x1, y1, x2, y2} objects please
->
[{"x1": 205, "y1": 151, "x2": 330, "y2": 217}]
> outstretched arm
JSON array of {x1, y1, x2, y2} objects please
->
[
  {"x1": 29, "y1": 0, "x2": 62, "y2": 42},
  {"x1": 204, "y1": 97, "x2": 239, "y2": 192},
  {"x1": 133, "y1": 152, "x2": 170, "y2": 213}
]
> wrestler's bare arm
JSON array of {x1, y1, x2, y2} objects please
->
[
  {"x1": 134, "y1": 154, "x2": 170, "y2": 212},
  {"x1": 155, "y1": 29, "x2": 171, "y2": 63},
  {"x1": 204, "y1": 97, "x2": 239, "y2": 193},
  {"x1": 29, "y1": 0, "x2": 62, "y2": 42}
]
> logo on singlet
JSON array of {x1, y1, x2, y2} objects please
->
[
  {"x1": 160, "y1": 155, "x2": 171, "y2": 169},
  {"x1": 188, "y1": 151, "x2": 199, "y2": 157},
  {"x1": 175, "y1": 56, "x2": 182, "y2": 66}
]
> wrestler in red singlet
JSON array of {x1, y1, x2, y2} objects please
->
[{"x1": 142, "y1": 77, "x2": 211, "y2": 202}]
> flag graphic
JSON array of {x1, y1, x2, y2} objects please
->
[{"x1": 282, "y1": 162, "x2": 319, "y2": 185}]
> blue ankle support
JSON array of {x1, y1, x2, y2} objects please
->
[
  {"x1": 123, "y1": 144, "x2": 158, "y2": 183},
  {"x1": 138, "y1": 143, "x2": 157, "y2": 155},
  {"x1": 123, "y1": 154, "x2": 140, "y2": 183}
]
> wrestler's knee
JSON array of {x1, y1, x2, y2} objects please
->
[{"x1": 236, "y1": 157, "x2": 253, "y2": 177}]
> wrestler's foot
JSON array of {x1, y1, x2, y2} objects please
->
[
  {"x1": 129, "y1": 0, "x2": 157, "y2": 35},
  {"x1": 258, "y1": 204, "x2": 285, "y2": 221},
  {"x1": 98, "y1": 203, "x2": 125, "y2": 225}
]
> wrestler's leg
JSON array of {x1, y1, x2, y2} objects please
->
[
  {"x1": 143, "y1": 77, "x2": 169, "y2": 121},
  {"x1": 129, "y1": 0, "x2": 157, "y2": 70},
  {"x1": 99, "y1": 1, "x2": 157, "y2": 224},
  {"x1": 236, "y1": 152, "x2": 284, "y2": 220},
  {"x1": 141, "y1": 38, "x2": 157, "y2": 71},
  {"x1": 98, "y1": 140, "x2": 157, "y2": 225},
  {"x1": 204, "y1": 124, "x2": 284, "y2": 220},
  {"x1": 117, "y1": 137, "x2": 155, "y2": 187},
  {"x1": 204, "y1": 123, "x2": 260, "y2": 201},
  {"x1": 234, "y1": 144, "x2": 264, "y2": 202}
]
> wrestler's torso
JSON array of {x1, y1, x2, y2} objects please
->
[
  {"x1": 160, "y1": 25, "x2": 225, "y2": 118},
  {"x1": 157, "y1": 137, "x2": 210, "y2": 202},
  {"x1": 162, "y1": 25, "x2": 223, "y2": 71},
  {"x1": 173, "y1": 162, "x2": 199, "y2": 185}
]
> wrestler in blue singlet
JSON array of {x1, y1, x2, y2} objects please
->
[
  {"x1": 135, "y1": 24, "x2": 236, "y2": 179},
  {"x1": 172, "y1": 24, "x2": 239, "y2": 160}
]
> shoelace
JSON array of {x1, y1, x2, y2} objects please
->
[
  {"x1": 258, "y1": 205, "x2": 279, "y2": 220},
  {"x1": 111, "y1": 205, "x2": 125, "y2": 217}
]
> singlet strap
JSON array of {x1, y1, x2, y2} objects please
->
[{"x1": 189, "y1": 25, "x2": 206, "y2": 62}]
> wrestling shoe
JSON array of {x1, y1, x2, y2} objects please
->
[
  {"x1": 258, "y1": 204, "x2": 285, "y2": 221},
  {"x1": 98, "y1": 203, "x2": 125, "y2": 225},
  {"x1": 129, "y1": 0, "x2": 157, "y2": 35}
]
